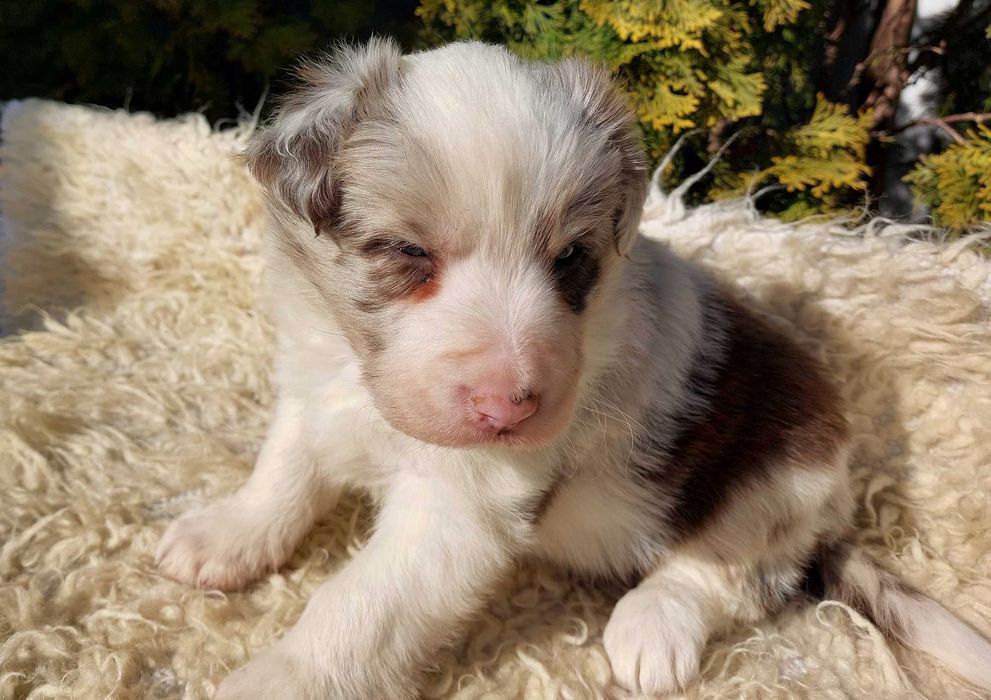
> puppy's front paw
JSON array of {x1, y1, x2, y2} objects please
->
[
  {"x1": 604, "y1": 585, "x2": 708, "y2": 695},
  {"x1": 156, "y1": 497, "x2": 298, "y2": 590}
]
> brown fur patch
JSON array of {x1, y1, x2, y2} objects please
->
[
  {"x1": 766, "y1": 514, "x2": 799, "y2": 549},
  {"x1": 244, "y1": 39, "x2": 402, "y2": 233},
  {"x1": 551, "y1": 245, "x2": 600, "y2": 314},
  {"x1": 245, "y1": 122, "x2": 341, "y2": 233},
  {"x1": 642, "y1": 291, "x2": 849, "y2": 538},
  {"x1": 353, "y1": 237, "x2": 440, "y2": 313},
  {"x1": 407, "y1": 275, "x2": 441, "y2": 304}
]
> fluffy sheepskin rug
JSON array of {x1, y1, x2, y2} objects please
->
[{"x1": 1, "y1": 99, "x2": 990, "y2": 700}]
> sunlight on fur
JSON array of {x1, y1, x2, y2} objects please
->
[{"x1": 1, "y1": 96, "x2": 990, "y2": 699}]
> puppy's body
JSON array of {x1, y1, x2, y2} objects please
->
[{"x1": 157, "y1": 40, "x2": 991, "y2": 697}]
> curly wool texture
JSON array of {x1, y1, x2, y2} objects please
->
[{"x1": 1, "y1": 100, "x2": 990, "y2": 700}]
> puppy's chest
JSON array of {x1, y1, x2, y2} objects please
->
[{"x1": 531, "y1": 467, "x2": 668, "y2": 578}]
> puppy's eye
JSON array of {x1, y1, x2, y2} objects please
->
[
  {"x1": 555, "y1": 244, "x2": 587, "y2": 267},
  {"x1": 398, "y1": 243, "x2": 428, "y2": 257}
]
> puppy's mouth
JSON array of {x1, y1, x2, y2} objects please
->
[
  {"x1": 470, "y1": 425, "x2": 541, "y2": 447},
  {"x1": 414, "y1": 422, "x2": 552, "y2": 450}
]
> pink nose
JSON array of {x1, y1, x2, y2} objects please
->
[{"x1": 470, "y1": 387, "x2": 539, "y2": 432}]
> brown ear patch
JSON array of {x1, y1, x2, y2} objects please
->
[
  {"x1": 243, "y1": 38, "x2": 402, "y2": 232},
  {"x1": 242, "y1": 131, "x2": 281, "y2": 190},
  {"x1": 637, "y1": 291, "x2": 849, "y2": 539},
  {"x1": 554, "y1": 59, "x2": 647, "y2": 255},
  {"x1": 244, "y1": 119, "x2": 340, "y2": 230}
]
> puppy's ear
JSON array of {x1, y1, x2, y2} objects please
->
[
  {"x1": 557, "y1": 59, "x2": 647, "y2": 256},
  {"x1": 245, "y1": 37, "x2": 402, "y2": 233}
]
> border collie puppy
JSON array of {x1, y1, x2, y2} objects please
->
[{"x1": 156, "y1": 39, "x2": 991, "y2": 698}]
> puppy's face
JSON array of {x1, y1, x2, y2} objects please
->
[{"x1": 249, "y1": 41, "x2": 646, "y2": 448}]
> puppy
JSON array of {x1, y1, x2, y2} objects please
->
[{"x1": 156, "y1": 39, "x2": 991, "y2": 698}]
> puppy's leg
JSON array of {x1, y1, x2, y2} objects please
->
[
  {"x1": 604, "y1": 551, "x2": 804, "y2": 695},
  {"x1": 605, "y1": 464, "x2": 847, "y2": 696},
  {"x1": 156, "y1": 397, "x2": 338, "y2": 590},
  {"x1": 214, "y1": 463, "x2": 539, "y2": 700}
]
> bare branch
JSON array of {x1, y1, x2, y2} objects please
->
[{"x1": 873, "y1": 112, "x2": 991, "y2": 143}]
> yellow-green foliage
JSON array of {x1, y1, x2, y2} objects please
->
[
  {"x1": 906, "y1": 125, "x2": 991, "y2": 229},
  {"x1": 705, "y1": 95, "x2": 873, "y2": 220},
  {"x1": 756, "y1": 0, "x2": 811, "y2": 31},
  {"x1": 581, "y1": 0, "x2": 725, "y2": 49},
  {"x1": 759, "y1": 95, "x2": 873, "y2": 198},
  {"x1": 578, "y1": 0, "x2": 770, "y2": 130}
]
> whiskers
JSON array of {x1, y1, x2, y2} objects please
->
[
  {"x1": 562, "y1": 395, "x2": 646, "y2": 479},
  {"x1": 309, "y1": 323, "x2": 348, "y2": 340}
]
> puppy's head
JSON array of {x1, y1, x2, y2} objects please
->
[{"x1": 248, "y1": 39, "x2": 646, "y2": 448}]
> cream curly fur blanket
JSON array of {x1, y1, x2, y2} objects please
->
[{"x1": 1, "y1": 100, "x2": 990, "y2": 700}]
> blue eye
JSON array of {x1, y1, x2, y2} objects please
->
[
  {"x1": 556, "y1": 244, "x2": 576, "y2": 261},
  {"x1": 398, "y1": 243, "x2": 428, "y2": 257}
]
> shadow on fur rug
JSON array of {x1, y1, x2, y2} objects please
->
[{"x1": 1, "y1": 99, "x2": 990, "y2": 699}]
